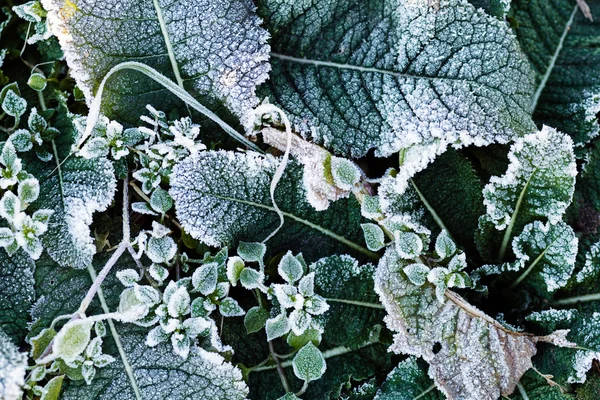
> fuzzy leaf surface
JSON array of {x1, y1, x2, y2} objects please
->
[
  {"x1": 0, "y1": 249, "x2": 35, "y2": 342},
  {"x1": 511, "y1": 0, "x2": 600, "y2": 146},
  {"x1": 257, "y1": 0, "x2": 535, "y2": 164},
  {"x1": 41, "y1": 0, "x2": 270, "y2": 126},
  {"x1": 170, "y1": 151, "x2": 367, "y2": 260},
  {"x1": 375, "y1": 247, "x2": 555, "y2": 400}
]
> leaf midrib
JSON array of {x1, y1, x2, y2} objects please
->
[{"x1": 186, "y1": 188, "x2": 379, "y2": 260}]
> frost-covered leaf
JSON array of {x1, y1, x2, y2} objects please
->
[
  {"x1": 484, "y1": 221, "x2": 578, "y2": 293},
  {"x1": 374, "y1": 357, "x2": 443, "y2": 400},
  {"x1": 510, "y1": 0, "x2": 600, "y2": 146},
  {"x1": 311, "y1": 255, "x2": 383, "y2": 348},
  {"x1": 150, "y1": 187, "x2": 172, "y2": 215},
  {"x1": 41, "y1": 0, "x2": 270, "y2": 127},
  {"x1": 61, "y1": 330, "x2": 249, "y2": 399},
  {"x1": 170, "y1": 151, "x2": 367, "y2": 259},
  {"x1": 375, "y1": 247, "x2": 568, "y2": 400},
  {"x1": 577, "y1": 239, "x2": 600, "y2": 283},
  {"x1": 0, "y1": 330, "x2": 27, "y2": 400},
  {"x1": 292, "y1": 342, "x2": 326, "y2": 383},
  {"x1": 244, "y1": 306, "x2": 269, "y2": 334},
  {"x1": 265, "y1": 313, "x2": 290, "y2": 341},
  {"x1": 192, "y1": 262, "x2": 218, "y2": 296},
  {"x1": 116, "y1": 269, "x2": 140, "y2": 287},
  {"x1": 257, "y1": 0, "x2": 535, "y2": 173},
  {"x1": 482, "y1": 126, "x2": 576, "y2": 231},
  {"x1": 226, "y1": 256, "x2": 245, "y2": 286},
  {"x1": 278, "y1": 251, "x2": 303, "y2": 283},
  {"x1": 52, "y1": 320, "x2": 93, "y2": 362},
  {"x1": 219, "y1": 297, "x2": 245, "y2": 317},
  {"x1": 28, "y1": 72, "x2": 47, "y2": 92},
  {"x1": 239, "y1": 268, "x2": 263, "y2": 290},
  {"x1": 237, "y1": 242, "x2": 266, "y2": 263},
  {"x1": 0, "y1": 249, "x2": 35, "y2": 342},
  {"x1": 27, "y1": 118, "x2": 116, "y2": 268},
  {"x1": 361, "y1": 223, "x2": 385, "y2": 252},
  {"x1": 146, "y1": 236, "x2": 177, "y2": 264}
]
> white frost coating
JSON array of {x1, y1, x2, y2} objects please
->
[
  {"x1": 262, "y1": 127, "x2": 353, "y2": 211},
  {"x1": 170, "y1": 150, "x2": 278, "y2": 247},
  {"x1": 264, "y1": 0, "x2": 535, "y2": 194},
  {"x1": 60, "y1": 332, "x2": 248, "y2": 399},
  {"x1": 0, "y1": 331, "x2": 27, "y2": 400},
  {"x1": 509, "y1": 220, "x2": 578, "y2": 292},
  {"x1": 577, "y1": 240, "x2": 600, "y2": 283},
  {"x1": 568, "y1": 313, "x2": 600, "y2": 384},
  {"x1": 526, "y1": 309, "x2": 578, "y2": 324},
  {"x1": 374, "y1": 247, "x2": 567, "y2": 400},
  {"x1": 41, "y1": 0, "x2": 270, "y2": 128},
  {"x1": 483, "y1": 126, "x2": 577, "y2": 230},
  {"x1": 42, "y1": 156, "x2": 117, "y2": 269},
  {"x1": 574, "y1": 89, "x2": 600, "y2": 146}
]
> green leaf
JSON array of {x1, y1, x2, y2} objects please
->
[
  {"x1": 257, "y1": 0, "x2": 535, "y2": 163},
  {"x1": 278, "y1": 251, "x2": 303, "y2": 283},
  {"x1": 292, "y1": 342, "x2": 326, "y2": 383},
  {"x1": 0, "y1": 249, "x2": 35, "y2": 343},
  {"x1": 510, "y1": 0, "x2": 600, "y2": 146},
  {"x1": 219, "y1": 297, "x2": 245, "y2": 317},
  {"x1": 52, "y1": 319, "x2": 93, "y2": 362},
  {"x1": 27, "y1": 72, "x2": 47, "y2": 92},
  {"x1": 361, "y1": 223, "x2": 385, "y2": 252},
  {"x1": 192, "y1": 262, "x2": 218, "y2": 296},
  {"x1": 374, "y1": 357, "x2": 443, "y2": 400},
  {"x1": 60, "y1": 330, "x2": 249, "y2": 399},
  {"x1": 237, "y1": 242, "x2": 266, "y2": 263},
  {"x1": 0, "y1": 329, "x2": 27, "y2": 400},
  {"x1": 244, "y1": 306, "x2": 269, "y2": 334},
  {"x1": 41, "y1": 0, "x2": 270, "y2": 127},
  {"x1": 375, "y1": 247, "x2": 566, "y2": 400},
  {"x1": 483, "y1": 221, "x2": 578, "y2": 294},
  {"x1": 150, "y1": 187, "x2": 172, "y2": 214},
  {"x1": 310, "y1": 255, "x2": 384, "y2": 349},
  {"x1": 477, "y1": 126, "x2": 576, "y2": 261},
  {"x1": 170, "y1": 151, "x2": 372, "y2": 260},
  {"x1": 40, "y1": 375, "x2": 64, "y2": 400}
]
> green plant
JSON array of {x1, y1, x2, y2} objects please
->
[{"x1": 0, "y1": 0, "x2": 599, "y2": 399}]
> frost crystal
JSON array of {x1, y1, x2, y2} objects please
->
[{"x1": 42, "y1": 0, "x2": 270, "y2": 127}]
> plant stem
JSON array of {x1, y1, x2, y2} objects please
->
[
  {"x1": 78, "y1": 61, "x2": 261, "y2": 153},
  {"x1": 87, "y1": 265, "x2": 142, "y2": 400},
  {"x1": 324, "y1": 298, "x2": 385, "y2": 309},
  {"x1": 553, "y1": 292, "x2": 600, "y2": 306},
  {"x1": 516, "y1": 382, "x2": 529, "y2": 400},
  {"x1": 269, "y1": 341, "x2": 291, "y2": 393},
  {"x1": 77, "y1": 243, "x2": 126, "y2": 315},
  {"x1": 129, "y1": 181, "x2": 183, "y2": 230}
]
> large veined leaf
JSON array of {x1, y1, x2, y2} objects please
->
[
  {"x1": 526, "y1": 309, "x2": 600, "y2": 385},
  {"x1": 41, "y1": 0, "x2": 270, "y2": 126},
  {"x1": 169, "y1": 151, "x2": 372, "y2": 260},
  {"x1": 510, "y1": 0, "x2": 600, "y2": 146},
  {"x1": 0, "y1": 249, "x2": 35, "y2": 343},
  {"x1": 257, "y1": 0, "x2": 535, "y2": 167},
  {"x1": 0, "y1": 330, "x2": 27, "y2": 400},
  {"x1": 375, "y1": 247, "x2": 568, "y2": 400},
  {"x1": 62, "y1": 330, "x2": 248, "y2": 399},
  {"x1": 310, "y1": 255, "x2": 385, "y2": 349}
]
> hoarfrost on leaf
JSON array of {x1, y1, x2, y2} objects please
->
[
  {"x1": 258, "y1": 0, "x2": 536, "y2": 191},
  {"x1": 292, "y1": 342, "x2": 326, "y2": 383},
  {"x1": 41, "y1": 0, "x2": 270, "y2": 128},
  {"x1": 482, "y1": 126, "x2": 576, "y2": 230},
  {"x1": 0, "y1": 330, "x2": 27, "y2": 400},
  {"x1": 375, "y1": 247, "x2": 570, "y2": 400}
]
